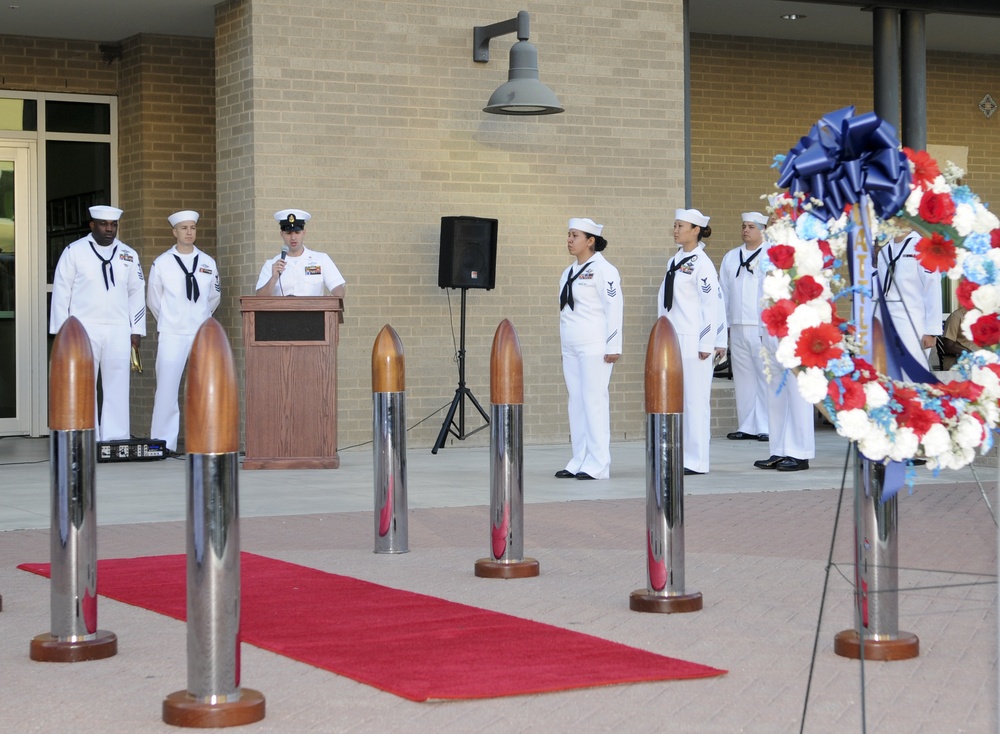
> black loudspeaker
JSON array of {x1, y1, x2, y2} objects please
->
[{"x1": 438, "y1": 216, "x2": 498, "y2": 290}]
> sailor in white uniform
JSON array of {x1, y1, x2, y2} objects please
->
[
  {"x1": 657, "y1": 208, "x2": 720, "y2": 475},
  {"x1": 49, "y1": 205, "x2": 146, "y2": 441},
  {"x1": 875, "y1": 229, "x2": 943, "y2": 377},
  {"x1": 719, "y1": 212, "x2": 770, "y2": 441},
  {"x1": 256, "y1": 209, "x2": 346, "y2": 297},
  {"x1": 556, "y1": 217, "x2": 623, "y2": 480},
  {"x1": 147, "y1": 210, "x2": 221, "y2": 452},
  {"x1": 754, "y1": 334, "x2": 816, "y2": 472}
]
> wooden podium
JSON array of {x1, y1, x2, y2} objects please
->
[{"x1": 240, "y1": 296, "x2": 343, "y2": 469}]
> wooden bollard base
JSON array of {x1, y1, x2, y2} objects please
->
[
  {"x1": 30, "y1": 630, "x2": 117, "y2": 662},
  {"x1": 629, "y1": 589, "x2": 703, "y2": 614},
  {"x1": 833, "y1": 629, "x2": 919, "y2": 661},
  {"x1": 474, "y1": 558, "x2": 539, "y2": 579},
  {"x1": 163, "y1": 688, "x2": 266, "y2": 728}
]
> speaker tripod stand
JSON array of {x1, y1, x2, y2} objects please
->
[{"x1": 432, "y1": 288, "x2": 490, "y2": 453}]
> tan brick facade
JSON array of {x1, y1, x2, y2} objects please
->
[{"x1": 5, "y1": 14, "x2": 1000, "y2": 457}]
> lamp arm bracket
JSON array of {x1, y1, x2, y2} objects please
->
[{"x1": 473, "y1": 10, "x2": 530, "y2": 63}]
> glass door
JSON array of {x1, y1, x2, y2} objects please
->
[{"x1": 0, "y1": 144, "x2": 32, "y2": 434}]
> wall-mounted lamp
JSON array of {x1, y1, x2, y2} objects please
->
[{"x1": 473, "y1": 10, "x2": 564, "y2": 116}]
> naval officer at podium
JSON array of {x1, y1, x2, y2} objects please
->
[{"x1": 255, "y1": 209, "x2": 346, "y2": 297}]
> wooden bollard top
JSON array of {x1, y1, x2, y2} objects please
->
[
  {"x1": 49, "y1": 316, "x2": 96, "y2": 430},
  {"x1": 184, "y1": 318, "x2": 239, "y2": 454},
  {"x1": 490, "y1": 319, "x2": 523, "y2": 405},
  {"x1": 645, "y1": 316, "x2": 684, "y2": 414},
  {"x1": 371, "y1": 324, "x2": 405, "y2": 393},
  {"x1": 871, "y1": 317, "x2": 887, "y2": 374}
]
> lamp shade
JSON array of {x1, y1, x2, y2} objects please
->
[{"x1": 483, "y1": 40, "x2": 563, "y2": 115}]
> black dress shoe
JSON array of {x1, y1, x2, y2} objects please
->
[
  {"x1": 753, "y1": 454, "x2": 784, "y2": 469},
  {"x1": 776, "y1": 457, "x2": 809, "y2": 472},
  {"x1": 575, "y1": 472, "x2": 596, "y2": 480},
  {"x1": 683, "y1": 468, "x2": 704, "y2": 475},
  {"x1": 910, "y1": 458, "x2": 927, "y2": 466},
  {"x1": 726, "y1": 431, "x2": 756, "y2": 440},
  {"x1": 554, "y1": 470, "x2": 576, "y2": 478},
  {"x1": 756, "y1": 433, "x2": 769, "y2": 442}
]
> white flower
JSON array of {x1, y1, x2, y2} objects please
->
[
  {"x1": 763, "y1": 271, "x2": 792, "y2": 302},
  {"x1": 930, "y1": 175, "x2": 951, "y2": 194},
  {"x1": 961, "y1": 309, "x2": 981, "y2": 344},
  {"x1": 904, "y1": 186, "x2": 923, "y2": 217},
  {"x1": 956, "y1": 414, "x2": 985, "y2": 449},
  {"x1": 952, "y1": 203, "x2": 977, "y2": 238},
  {"x1": 921, "y1": 423, "x2": 952, "y2": 457},
  {"x1": 858, "y1": 431, "x2": 892, "y2": 461},
  {"x1": 863, "y1": 380, "x2": 890, "y2": 409},
  {"x1": 794, "y1": 241, "x2": 826, "y2": 277},
  {"x1": 971, "y1": 362, "x2": 1000, "y2": 400},
  {"x1": 775, "y1": 336, "x2": 801, "y2": 369},
  {"x1": 796, "y1": 367, "x2": 828, "y2": 403},
  {"x1": 887, "y1": 427, "x2": 919, "y2": 462},
  {"x1": 836, "y1": 409, "x2": 873, "y2": 442},
  {"x1": 973, "y1": 206, "x2": 1000, "y2": 234},
  {"x1": 971, "y1": 285, "x2": 1000, "y2": 315},
  {"x1": 785, "y1": 302, "x2": 824, "y2": 340}
]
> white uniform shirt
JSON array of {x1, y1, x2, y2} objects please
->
[
  {"x1": 558, "y1": 252, "x2": 623, "y2": 353},
  {"x1": 255, "y1": 246, "x2": 346, "y2": 296},
  {"x1": 719, "y1": 244, "x2": 766, "y2": 327},
  {"x1": 657, "y1": 244, "x2": 719, "y2": 353},
  {"x1": 147, "y1": 245, "x2": 221, "y2": 334},
  {"x1": 875, "y1": 232, "x2": 943, "y2": 338},
  {"x1": 49, "y1": 234, "x2": 146, "y2": 335}
]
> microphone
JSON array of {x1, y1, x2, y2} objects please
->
[{"x1": 277, "y1": 245, "x2": 289, "y2": 296}]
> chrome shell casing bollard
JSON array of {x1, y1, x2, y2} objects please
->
[
  {"x1": 630, "y1": 316, "x2": 702, "y2": 613},
  {"x1": 163, "y1": 318, "x2": 265, "y2": 728},
  {"x1": 834, "y1": 317, "x2": 918, "y2": 660},
  {"x1": 475, "y1": 320, "x2": 539, "y2": 578},
  {"x1": 372, "y1": 325, "x2": 408, "y2": 554},
  {"x1": 31, "y1": 316, "x2": 117, "y2": 662}
]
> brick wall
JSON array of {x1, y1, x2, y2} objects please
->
[{"x1": 217, "y1": 0, "x2": 688, "y2": 452}]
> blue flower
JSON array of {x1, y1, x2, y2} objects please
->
[
  {"x1": 952, "y1": 185, "x2": 975, "y2": 206},
  {"x1": 962, "y1": 253, "x2": 997, "y2": 285},
  {"x1": 795, "y1": 212, "x2": 830, "y2": 241},
  {"x1": 965, "y1": 232, "x2": 991, "y2": 255},
  {"x1": 827, "y1": 355, "x2": 854, "y2": 377}
]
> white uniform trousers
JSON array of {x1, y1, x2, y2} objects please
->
[
  {"x1": 764, "y1": 339, "x2": 815, "y2": 460},
  {"x1": 561, "y1": 343, "x2": 614, "y2": 479},
  {"x1": 730, "y1": 324, "x2": 769, "y2": 435},
  {"x1": 150, "y1": 332, "x2": 197, "y2": 451},
  {"x1": 87, "y1": 323, "x2": 133, "y2": 441},
  {"x1": 885, "y1": 304, "x2": 932, "y2": 377},
  {"x1": 679, "y1": 333, "x2": 713, "y2": 474}
]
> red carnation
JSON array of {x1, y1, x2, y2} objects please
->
[
  {"x1": 899, "y1": 404, "x2": 939, "y2": 438},
  {"x1": 794, "y1": 323, "x2": 843, "y2": 368},
  {"x1": 903, "y1": 147, "x2": 941, "y2": 187},
  {"x1": 918, "y1": 191, "x2": 956, "y2": 225},
  {"x1": 991, "y1": 229, "x2": 1000, "y2": 249},
  {"x1": 914, "y1": 232, "x2": 957, "y2": 272},
  {"x1": 792, "y1": 275, "x2": 824, "y2": 304},
  {"x1": 768, "y1": 244, "x2": 795, "y2": 270},
  {"x1": 970, "y1": 313, "x2": 1000, "y2": 347},
  {"x1": 762, "y1": 299, "x2": 796, "y2": 338},
  {"x1": 852, "y1": 358, "x2": 878, "y2": 384},
  {"x1": 937, "y1": 380, "x2": 984, "y2": 402},
  {"x1": 956, "y1": 279, "x2": 979, "y2": 310},
  {"x1": 817, "y1": 239, "x2": 835, "y2": 268},
  {"x1": 828, "y1": 378, "x2": 866, "y2": 411}
]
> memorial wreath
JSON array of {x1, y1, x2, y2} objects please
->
[{"x1": 759, "y1": 107, "x2": 1000, "y2": 483}]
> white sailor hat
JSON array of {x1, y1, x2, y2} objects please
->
[
  {"x1": 89, "y1": 205, "x2": 123, "y2": 221},
  {"x1": 741, "y1": 212, "x2": 769, "y2": 226},
  {"x1": 674, "y1": 208, "x2": 710, "y2": 227},
  {"x1": 274, "y1": 209, "x2": 311, "y2": 231},
  {"x1": 568, "y1": 217, "x2": 604, "y2": 236},
  {"x1": 168, "y1": 210, "x2": 200, "y2": 227}
]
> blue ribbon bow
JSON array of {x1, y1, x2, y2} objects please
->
[{"x1": 776, "y1": 106, "x2": 911, "y2": 222}]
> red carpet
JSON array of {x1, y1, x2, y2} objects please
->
[{"x1": 19, "y1": 553, "x2": 725, "y2": 701}]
